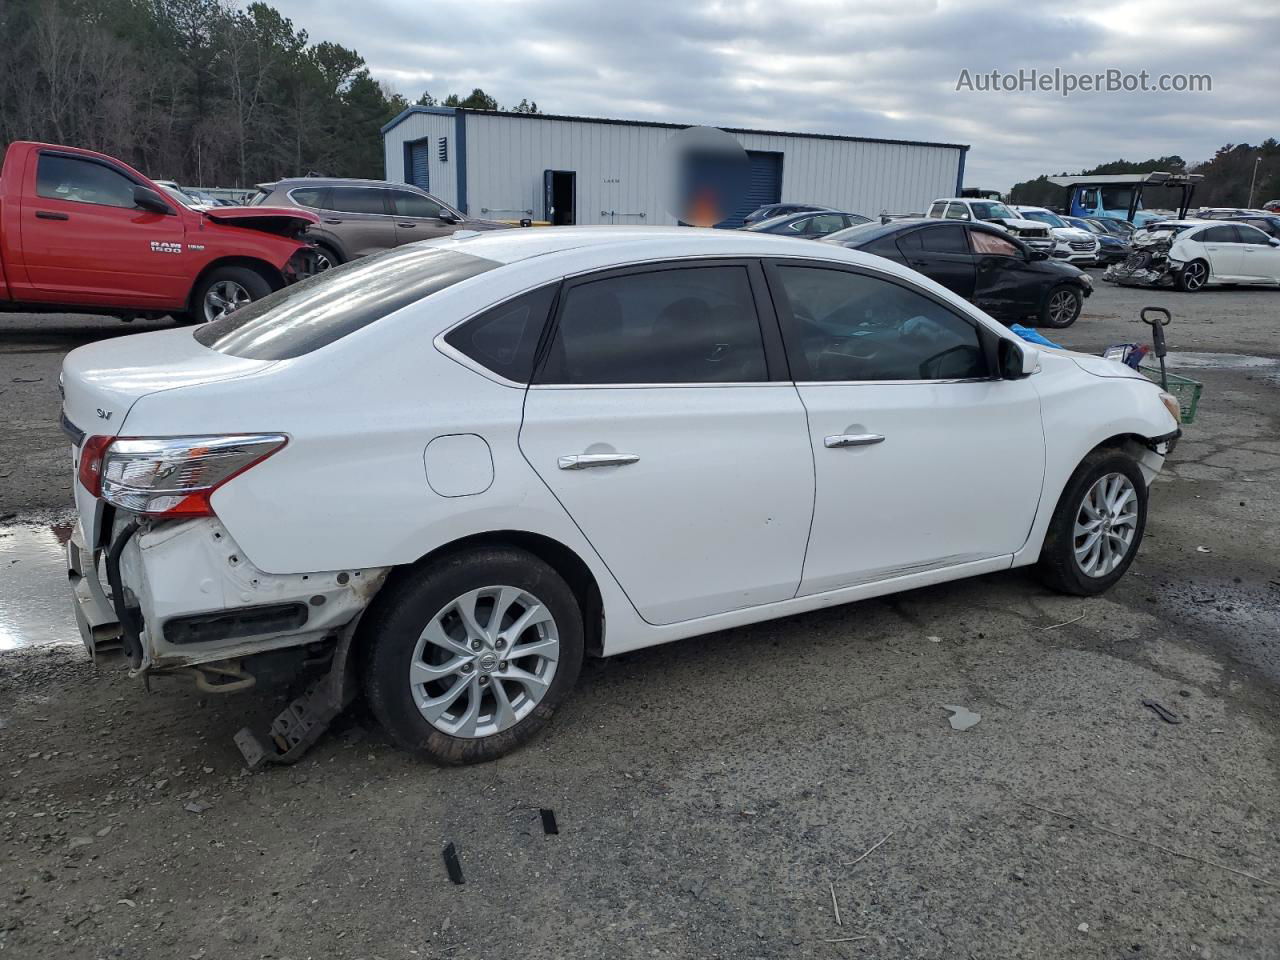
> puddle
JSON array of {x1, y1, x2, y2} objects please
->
[
  {"x1": 1163, "y1": 352, "x2": 1280, "y2": 370},
  {"x1": 0, "y1": 518, "x2": 81, "y2": 651}
]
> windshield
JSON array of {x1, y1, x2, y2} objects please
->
[
  {"x1": 1020, "y1": 210, "x2": 1067, "y2": 228},
  {"x1": 970, "y1": 201, "x2": 1017, "y2": 220},
  {"x1": 194, "y1": 246, "x2": 500, "y2": 360}
]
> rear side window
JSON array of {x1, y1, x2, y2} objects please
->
[
  {"x1": 928, "y1": 201, "x2": 947, "y2": 218},
  {"x1": 773, "y1": 265, "x2": 988, "y2": 382},
  {"x1": 37, "y1": 154, "x2": 137, "y2": 209},
  {"x1": 944, "y1": 202, "x2": 968, "y2": 220},
  {"x1": 444, "y1": 284, "x2": 558, "y2": 383},
  {"x1": 327, "y1": 187, "x2": 387, "y2": 215},
  {"x1": 538, "y1": 265, "x2": 767, "y2": 385},
  {"x1": 920, "y1": 225, "x2": 969, "y2": 253},
  {"x1": 194, "y1": 246, "x2": 499, "y2": 360},
  {"x1": 288, "y1": 187, "x2": 327, "y2": 208},
  {"x1": 1199, "y1": 225, "x2": 1239, "y2": 243}
]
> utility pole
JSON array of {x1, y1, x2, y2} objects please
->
[{"x1": 1248, "y1": 156, "x2": 1261, "y2": 208}]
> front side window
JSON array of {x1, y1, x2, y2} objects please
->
[
  {"x1": 444, "y1": 284, "x2": 558, "y2": 383},
  {"x1": 391, "y1": 190, "x2": 444, "y2": 219},
  {"x1": 538, "y1": 265, "x2": 767, "y2": 385},
  {"x1": 37, "y1": 154, "x2": 138, "y2": 209},
  {"x1": 970, "y1": 231, "x2": 1019, "y2": 256},
  {"x1": 327, "y1": 187, "x2": 387, "y2": 215},
  {"x1": 1236, "y1": 224, "x2": 1272, "y2": 244},
  {"x1": 773, "y1": 265, "x2": 988, "y2": 382}
]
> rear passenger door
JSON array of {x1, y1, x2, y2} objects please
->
[
  {"x1": 895, "y1": 224, "x2": 976, "y2": 298},
  {"x1": 321, "y1": 186, "x2": 395, "y2": 258},
  {"x1": 518, "y1": 260, "x2": 815, "y2": 625},
  {"x1": 388, "y1": 188, "x2": 455, "y2": 245},
  {"x1": 970, "y1": 229, "x2": 1040, "y2": 319}
]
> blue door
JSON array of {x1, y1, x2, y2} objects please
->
[
  {"x1": 720, "y1": 151, "x2": 783, "y2": 228},
  {"x1": 408, "y1": 142, "x2": 431, "y2": 190}
]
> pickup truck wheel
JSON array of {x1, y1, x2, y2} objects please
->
[
  {"x1": 1039, "y1": 284, "x2": 1082, "y2": 328},
  {"x1": 361, "y1": 547, "x2": 584, "y2": 764},
  {"x1": 1038, "y1": 449, "x2": 1148, "y2": 596},
  {"x1": 194, "y1": 266, "x2": 272, "y2": 323}
]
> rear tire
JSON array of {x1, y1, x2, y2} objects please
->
[
  {"x1": 1038, "y1": 284, "x2": 1082, "y2": 328},
  {"x1": 1038, "y1": 448, "x2": 1148, "y2": 596},
  {"x1": 192, "y1": 265, "x2": 273, "y2": 324},
  {"x1": 361, "y1": 547, "x2": 584, "y2": 764}
]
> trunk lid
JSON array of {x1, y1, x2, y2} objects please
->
[{"x1": 61, "y1": 328, "x2": 276, "y2": 543}]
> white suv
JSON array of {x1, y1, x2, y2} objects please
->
[
  {"x1": 62, "y1": 228, "x2": 1180, "y2": 765},
  {"x1": 926, "y1": 198, "x2": 1055, "y2": 253},
  {"x1": 1013, "y1": 206, "x2": 1102, "y2": 264}
]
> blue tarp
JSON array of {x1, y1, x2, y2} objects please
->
[{"x1": 1010, "y1": 324, "x2": 1062, "y2": 349}]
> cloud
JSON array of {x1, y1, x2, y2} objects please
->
[{"x1": 272, "y1": 0, "x2": 1277, "y2": 189}]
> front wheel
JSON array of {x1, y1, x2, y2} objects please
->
[
  {"x1": 1038, "y1": 449, "x2": 1148, "y2": 596},
  {"x1": 361, "y1": 547, "x2": 584, "y2": 764},
  {"x1": 193, "y1": 265, "x2": 273, "y2": 323},
  {"x1": 1039, "y1": 284, "x2": 1083, "y2": 328},
  {"x1": 1176, "y1": 259, "x2": 1209, "y2": 292}
]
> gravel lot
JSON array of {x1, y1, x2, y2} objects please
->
[{"x1": 1, "y1": 278, "x2": 1278, "y2": 959}]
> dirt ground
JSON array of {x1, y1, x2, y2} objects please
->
[{"x1": 2, "y1": 279, "x2": 1278, "y2": 959}]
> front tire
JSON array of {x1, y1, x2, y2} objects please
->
[
  {"x1": 1039, "y1": 284, "x2": 1082, "y2": 328},
  {"x1": 1176, "y1": 259, "x2": 1209, "y2": 292},
  {"x1": 312, "y1": 243, "x2": 341, "y2": 272},
  {"x1": 193, "y1": 265, "x2": 273, "y2": 323},
  {"x1": 1038, "y1": 449, "x2": 1148, "y2": 596},
  {"x1": 361, "y1": 547, "x2": 584, "y2": 764}
]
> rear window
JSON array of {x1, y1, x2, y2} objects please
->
[{"x1": 194, "y1": 246, "x2": 499, "y2": 360}]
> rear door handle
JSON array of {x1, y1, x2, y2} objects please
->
[
  {"x1": 824, "y1": 434, "x2": 885, "y2": 448},
  {"x1": 35, "y1": 210, "x2": 69, "y2": 221},
  {"x1": 558, "y1": 453, "x2": 640, "y2": 470}
]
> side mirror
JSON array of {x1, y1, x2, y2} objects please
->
[
  {"x1": 438, "y1": 211, "x2": 460, "y2": 223},
  {"x1": 1029, "y1": 249, "x2": 1049, "y2": 261},
  {"x1": 133, "y1": 185, "x2": 171, "y2": 214},
  {"x1": 1269, "y1": 238, "x2": 1280, "y2": 247},
  {"x1": 999, "y1": 338, "x2": 1036, "y2": 379}
]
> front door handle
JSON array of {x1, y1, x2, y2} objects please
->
[
  {"x1": 35, "y1": 210, "x2": 70, "y2": 221},
  {"x1": 322, "y1": 218, "x2": 343, "y2": 224},
  {"x1": 558, "y1": 453, "x2": 640, "y2": 470},
  {"x1": 824, "y1": 434, "x2": 885, "y2": 448},
  {"x1": 397, "y1": 222, "x2": 416, "y2": 228}
]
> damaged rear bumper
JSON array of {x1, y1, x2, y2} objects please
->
[{"x1": 66, "y1": 515, "x2": 389, "y2": 682}]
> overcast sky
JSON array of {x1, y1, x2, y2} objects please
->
[{"x1": 273, "y1": 0, "x2": 1277, "y2": 190}]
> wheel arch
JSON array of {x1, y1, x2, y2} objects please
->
[
  {"x1": 187, "y1": 256, "x2": 286, "y2": 310},
  {"x1": 373, "y1": 530, "x2": 605, "y2": 656}
]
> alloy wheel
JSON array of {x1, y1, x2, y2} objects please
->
[
  {"x1": 1182, "y1": 261, "x2": 1207, "y2": 291},
  {"x1": 1048, "y1": 289, "x2": 1079, "y2": 326},
  {"x1": 1073, "y1": 472, "x2": 1139, "y2": 577},
  {"x1": 313, "y1": 251, "x2": 334, "y2": 272},
  {"x1": 202, "y1": 279, "x2": 252, "y2": 322},
  {"x1": 409, "y1": 585, "x2": 560, "y2": 739}
]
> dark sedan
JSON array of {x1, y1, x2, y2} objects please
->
[
  {"x1": 742, "y1": 202, "x2": 837, "y2": 225},
  {"x1": 823, "y1": 218, "x2": 1092, "y2": 328},
  {"x1": 745, "y1": 210, "x2": 870, "y2": 239}
]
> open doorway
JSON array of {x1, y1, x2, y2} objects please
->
[{"x1": 543, "y1": 170, "x2": 576, "y2": 225}]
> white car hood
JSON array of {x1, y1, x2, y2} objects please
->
[{"x1": 1062, "y1": 351, "x2": 1151, "y2": 381}]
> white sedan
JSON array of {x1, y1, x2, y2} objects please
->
[
  {"x1": 61, "y1": 227, "x2": 1181, "y2": 764},
  {"x1": 1117, "y1": 219, "x2": 1280, "y2": 291}
]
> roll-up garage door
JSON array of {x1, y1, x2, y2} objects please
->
[
  {"x1": 409, "y1": 142, "x2": 431, "y2": 190},
  {"x1": 720, "y1": 151, "x2": 783, "y2": 228}
]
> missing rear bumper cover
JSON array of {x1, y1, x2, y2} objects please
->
[{"x1": 164, "y1": 602, "x2": 309, "y2": 645}]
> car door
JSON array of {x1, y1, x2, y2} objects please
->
[
  {"x1": 320, "y1": 186, "x2": 395, "y2": 258},
  {"x1": 1233, "y1": 223, "x2": 1280, "y2": 281},
  {"x1": 764, "y1": 259, "x2": 1045, "y2": 595},
  {"x1": 388, "y1": 188, "x2": 456, "y2": 245},
  {"x1": 1195, "y1": 224, "x2": 1243, "y2": 278},
  {"x1": 969, "y1": 228, "x2": 1042, "y2": 318},
  {"x1": 895, "y1": 224, "x2": 976, "y2": 298},
  {"x1": 20, "y1": 150, "x2": 187, "y2": 306},
  {"x1": 518, "y1": 260, "x2": 815, "y2": 625}
]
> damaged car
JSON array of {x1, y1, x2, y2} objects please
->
[
  {"x1": 1104, "y1": 220, "x2": 1280, "y2": 291},
  {"x1": 63, "y1": 228, "x2": 1181, "y2": 766}
]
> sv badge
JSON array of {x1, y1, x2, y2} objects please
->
[{"x1": 96, "y1": 408, "x2": 112, "y2": 420}]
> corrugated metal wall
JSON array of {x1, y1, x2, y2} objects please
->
[
  {"x1": 385, "y1": 109, "x2": 964, "y2": 225},
  {"x1": 382, "y1": 111, "x2": 456, "y2": 206}
]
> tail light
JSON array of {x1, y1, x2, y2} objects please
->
[{"x1": 79, "y1": 434, "x2": 287, "y2": 517}]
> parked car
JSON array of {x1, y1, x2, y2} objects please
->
[
  {"x1": 1087, "y1": 217, "x2": 1135, "y2": 239},
  {"x1": 0, "y1": 141, "x2": 317, "y2": 323},
  {"x1": 248, "y1": 178, "x2": 508, "y2": 270},
  {"x1": 825, "y1": 218, "x2": 1092, "y2": 327},
  {"x1": 924, "y1": 197, "x2": 1056, "y2": 253},
  {"x1": 744, "y1": 210, "x2": 870, "y2": 238},
  {"x1": 153, "y1": 179, "x2": 208, "y2": 209},
  {"x1": 1104, "y1": 219, "x2": 1280, "y2": 291},
  {"x1": 742, "y1": 202, "x2": 839, "y2": 226},
  {"x1": 1062, "y1": 215, "x2": 1131, "y2": 265},
  {"x1": 1012, "y1": 206, "x2": 1101, "y2": 264},
  {"x1": 1223, "y1": 213, "x2": 1280, "y2": 239},
  {"x1": 62, "y1": 227, "x2": 1180, "y2": 764},
  {"x1": 1264, "y1": 200, "x2": 1280, "y2": 213},
  {"x1": 1195, "y1": 207, "x2": 1269, "y2": 220}
]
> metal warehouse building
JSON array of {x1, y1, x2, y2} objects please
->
[{"x1": 382, "y1": 106, "x2": 968, "y2": 228}]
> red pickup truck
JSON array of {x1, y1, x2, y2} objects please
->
[{"x1": 0, "y1": 141, "x2": 318, "y2": 323}]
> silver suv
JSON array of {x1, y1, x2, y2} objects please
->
[{"x1": 248, "y1": 178, "x2": 508, "y2": 269}]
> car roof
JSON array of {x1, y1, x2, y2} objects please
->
[
  {"x1": 259, "y1": 177, "x2": 418, "y2": 189},
  {"x1": 423, "y1": 225, "x2": 918, "y2": 272}
]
